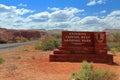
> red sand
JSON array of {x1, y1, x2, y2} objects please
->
[{"x1": 0, "y1": 43, "x2": 120, "y2": 80}]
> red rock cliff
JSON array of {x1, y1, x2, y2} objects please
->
[{"x1": 0, "y1": 28, "x2": 46, "y2": 43}]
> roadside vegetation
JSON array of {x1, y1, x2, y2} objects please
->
[
  {"x1": 34, "y1": 34, "x2": 61, "y2": 51},
  {"x1": 107, "y1": 33, "x2": 120, "y2": 55},
  {"x1": 71, "y1": 61, "x2": 118, "y2": 80},
  {"x1": 0, "y1": 57, "x2": 5, "y2": 64}
]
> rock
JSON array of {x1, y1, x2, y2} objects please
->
[{"x1": 0, "y1": 28, "x2": 46, "y2": 43}]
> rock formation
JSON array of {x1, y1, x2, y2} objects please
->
[{"x1": 0, "y1": 28, "x2": 46, "y2": 43}]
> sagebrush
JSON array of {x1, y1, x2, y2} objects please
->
[
  {"x1": 71, "y1": 61, "x2": 118, "y2": 80},
  {"x1": 35, "y1": 36, "x2": 60, "y2": 50},
  {"x1": 0, "y1": 57, "x2": 5, "y2": 64}
]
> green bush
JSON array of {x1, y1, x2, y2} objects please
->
[
  {"x1": 108, "y1": 42, "x2": 120, "y2": 49},
  {"x1": 54, "y1": 34, "x2": 62, "y2": 39},
  {"x1": 0, "y1": 57, "x2": 5, "y2": 64},
  {"x1": 34, "y1": 45, "x2": 42, "y2": 50},
  {"x1": 39, "y1": 40, "x2": 55, "y2": 50},
  {"x1": 113, "y1": 33, "x2": 120, "y2": 42},
  {"x1": 50, "y1": 39, "x2": 60, "y2": 48},
  {"x1": 35, "y1": 37, "x2": 60, "y2": 50},
  {"x1": 71, "y1": 61, "x2": 117, "y2": 80},
  {"x1": 107, "y1": 33, "x2": 120, "y2": 53},
  {"x1": 116, "y1": 47, "x2": 120, "y2": 52}
]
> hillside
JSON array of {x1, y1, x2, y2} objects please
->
[
  {"x1": 0, "y1": 28, "x2": 46, "y2": 43},
  {"x1": 104, "y1": 29, "x2": 120, "y2": 34}
]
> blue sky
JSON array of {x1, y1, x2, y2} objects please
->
[{"x1": 0, "y1": 0, "x2": 120, "y2": 31}]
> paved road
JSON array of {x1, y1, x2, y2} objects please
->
[{"x1": 0, "y1": 40, "x2": 38, "y2": 50}]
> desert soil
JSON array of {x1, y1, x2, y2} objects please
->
[{"x1": 0, "y1": 43, "x2": 120, "y2": 80}]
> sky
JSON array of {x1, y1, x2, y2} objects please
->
[{"x1": 0, "y1": 0, "x2": 120, "y2": 31}]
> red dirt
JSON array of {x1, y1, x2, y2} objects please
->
[{"x1": 0, "y1": 43, "x2": 120, "y2": 80}]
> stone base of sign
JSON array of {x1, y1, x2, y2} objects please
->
[{"x1": 49, "y1": 54, "x2": 113, "y2": 63}]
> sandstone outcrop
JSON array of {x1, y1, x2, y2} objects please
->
[{"x1": 0, "y1": 28, "x2": 45, "y2": 43}]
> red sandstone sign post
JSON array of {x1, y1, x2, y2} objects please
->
[{"x1": 49, "y1": 31, "x2": 113, "y2": 63}]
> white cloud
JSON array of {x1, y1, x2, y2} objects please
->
[
  {"x1": 87, "y1": 0, "x2": 106, "y2": 6},
  {"x1": 87, "y1": 0, "x2": 96, "y2": 6},
  {"x1": 18, "y1": 3, "x2": 27, "y2": 7},
  {"x1": 81, "y1": 16, "x2": 100, "y2": 25},
  {"x1": 50, "y1": 11, "x2": 70, "y2": 22},
  {"x1": 49, "y1": 7, "x2": 84, "y2": 22},
  {"x1": 107, "y1": 10, "x2": 120, "y2": 17},
  {"x1": 100, "y1": 10, "x2": 106, "y2": 14},
  {"x1": 0, "y1": 4, "x2": 34, "y2": 29},
  {"x1": 0, "y1": 4, "x2": 33, "y2": 15},
  {"x1": 0, "y1": 4, "x2": 16, "y2": 13},
  {"x1": 26, "y1": 9, "x2": 120, "y2": 31},
  {"x1": 97, "y1": 0, "x2": 105, "y2": 4},
  {"x1": 104, "y1": 10, "x2": 120, "y2": 29},
  {"x1": 28, "y1": 12, "x2": 50, "y2": 22},
  {"x1": 48, "y1": 7, "x2": 60, "y2": 11},
  {"x1": 27, "y1": 7, "x2": 83, "y2": 23},
  {"x1": 80, "y1": 16, "x2": 110, "y2": 31},
  {"x1": 15, "y1": 8, "x2": 33, "y2": 15},
  {"x1": 0, "y1": 4, "x2": 120, "y2": 31},
  {"x1": 26, "y1": 7, "x2": 83, "y2": 30}
]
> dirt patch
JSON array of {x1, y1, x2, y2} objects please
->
[{"x1": 0, "y1": 43, "x2": 120, "y2": 80}]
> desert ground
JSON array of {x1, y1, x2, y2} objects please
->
[{"x1": 0, "y1": 42, "x2": 120, "y2": 80}]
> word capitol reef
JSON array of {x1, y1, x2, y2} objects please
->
[{"x1": 49, "y1": 31, "x2": 113, "y2": 63}]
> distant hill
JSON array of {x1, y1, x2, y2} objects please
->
[
  {"x1": 0, "y1": 28, "x2": 46, "y2": 43},
  {"x1": 47, "y1": 29, "x2": 63, "y2": 36},
  {"x1": 103, "y1": 29, "x2": 120, "y2": 47},
  {"x1": 103, "y1": 29, "x2": 120, "y2": 34},
  {"x1": 1, "y1": 27, "x2": 120, "y2": 43}
]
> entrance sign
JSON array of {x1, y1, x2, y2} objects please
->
[{"x1": 49, "y1": 31, "x2": 113, "y2": 63}]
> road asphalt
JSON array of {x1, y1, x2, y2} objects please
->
[{"x1": 0, "y1": 40, "x2": 38, "y2": 50}]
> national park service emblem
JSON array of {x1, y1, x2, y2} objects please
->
[{"x1": 95, "y1": 32, "x2": 105, "y2": 43}]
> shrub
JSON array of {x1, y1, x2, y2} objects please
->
[
  {"x1": 39, "y1": 40, "x2": 55, "y2": 50},
  {"x1": 72, "y1": 61, "x2": 94, "y2": 80},
  {"x1": 54, "y1": 34, "x2": 62, "y2": 39},
  {"x1": 113, "y1": 33, "x2": 120, "y2": 42},
  {"x1": 107, "y1": 33, "x2": 120, "y2": 52},
  {"x1": 14, "y1": 36, "x2": 28, "y2": 42},
  {"x1": 34, "y1": 45, "x2": 42, "y2": 50},
  {"x1": 71, "y1": 61, "x2": 117, "y2": 80},
  {"x1": 50, "y1": 39, "x2": 60, "y2": 48},
  {"x1": 0, "y1": 57, "x2": 5, "y2": 64},
  {"x1": 108, "y1": 42, "x2": 120, "y2": 49},
  {"x1": 23, "y1": 48, "x2": 29, "y2": 51},
  {"x1": 35, "y1": 36, "x2": 60, "y2": 51},
  {"x1": 116, "y1": 47, "x2": 120, "y2": 52},
  {"x1": 40, "y1": 39, "x2": 60, "y2": 50},
  {"x1": 110, "y1": 48, "x2": 118, "y2": 55},
  {"x1": 94, "y1": 69, "x2": 117, "y2": 80},
  {"x1": 22, "y1": 46, "x2": 29, "y2": 51}
]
